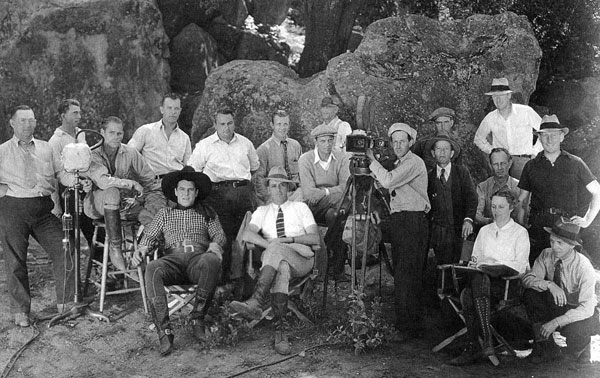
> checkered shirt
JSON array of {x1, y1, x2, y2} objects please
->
[{"x1": 139, "y1": 207, "x2": 226, "y2": 250}]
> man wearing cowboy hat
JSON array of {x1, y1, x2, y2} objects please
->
[
  {"x1": 517, "y1": 114, "x2": 600, "y2": 265},
  {"x1": 412, "y1": 107, "x2": 463, "y2": 170},
  {"x1": 319, "y1": 96, "x2": 353, "y2": 154},
  {"x1": 522, "y1": 217, "x2": 599, "y2": 364},
  {"x1": 298, "y1": 122, "x2": 350, "y2": 280},
  {"x1": 426, "y1": 133, "x2": 477, "y2": 265},
  {"x1": 474, "y1": 77, "x2": 542, "y2": 179},
  {"x1": 366, "y1": 123, "x2": 430, "y2": 338},
  {"x1": 255, "y1": 109, "x2": 303, "y2": 204},
  {"x1": 131, "y1": 166, "x2": 226, "y2": 356},
  {"x1": 229, "y1": 166, "x2": 320, "y2": 355}
]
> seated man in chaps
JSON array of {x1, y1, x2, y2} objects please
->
[
  {"x1": 229, "y1": 166, "x2": 320, "y2": 356},
  {"x1": 449, "y1": 188, "x2": 530, "y2": 366},
  {"x1": 522, "y1": 217, "x2": 600, "y2": 364},
  {"x1": 132, "y1": 166, "x2": 226, "y2": 356},
  {"x1": 69, "y1": 117, "x2": 167, "y2": 271}
]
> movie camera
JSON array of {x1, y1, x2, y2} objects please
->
[{"x1": 346, "y1": 130, "x2": 389, "y2": 175}]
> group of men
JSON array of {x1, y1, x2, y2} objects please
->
[{"x1": 2, "y1": 76, "x2": 599, "y2": 363}]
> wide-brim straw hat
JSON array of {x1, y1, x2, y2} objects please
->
[
  {"x1": 485, "y1": 77, "x2": 514, "y2": 96},
  {"x1": 266, "y1": 166, "x2": 297, "y2": 184},
  {"x1": 535, "y1": 114, "x2": 569, "y2": 136}
]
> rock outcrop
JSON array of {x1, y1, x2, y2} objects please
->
[
  {"x1": 247, "y1": 0, "x2": 292, "y2": 26},
  {"x1": 193, "y1": 12, "x2": 542, "y2": 182},
  {"x1": 0, "y1": 0, "x2": 170, "y2": 141}
]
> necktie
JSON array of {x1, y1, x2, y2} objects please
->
[
  {"x1": 276, "y1": 207, "x2": 285, "y2": 238},
  {"x1": 281, "y1": 140, "x2": 290, "y2": 179},
  {"x1": 553, "y1": 259, "x2": 563, "y2": 288},
  {"x1": 440, "y1": 168, "x2": 446, "y2": 186}
]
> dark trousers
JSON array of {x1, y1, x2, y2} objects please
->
[
  {"x1": 523, "y1": 289, "x2": 600, "y2": 353},
  {"x1": 0, "y1": 196, "x2": 75, "y2": 313},
  {"x1": 145, "y1": 251, "x2": 221, "y2": 325},
  {"x1": 390, "y1": 211, "x2": 429, "y2": 329},
  {"x1": 529, "y1": 212, "x2": 561, "y2": 266},
  {"x1": 429, "y1": 223, "x2": 461, "y2": 265},
  {"x1": 205, "y1": 184, "x2": 254, "y2": 280}
]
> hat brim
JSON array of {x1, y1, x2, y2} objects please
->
[
  {"x1": 424, "y1": 135, "x2": 461, "y2": 156},
  {"x1": 535, "y1": 128, "x2": 569, "y2": 136},
  {"x1": 543, "y1": 227, "x2": 582, "y2": 246},
  {"x1": 161, "y1": 170, "x2": 212, "y2": 204},
  {"x1": 484, "y1": 90, "x2": 513, "y2": 96}
]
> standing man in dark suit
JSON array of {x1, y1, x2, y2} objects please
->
[{"x1": 427, "y1": 134, "x2": 478, "y2": 265}]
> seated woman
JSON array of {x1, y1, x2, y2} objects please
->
[{"x1": 450, "y1": 188, "x2": 530, "y2": 365}]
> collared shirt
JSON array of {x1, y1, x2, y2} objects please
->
[
  {"x1": 369, "y1": 151, "x2": 430, "y2": 213},
  {"x1": 0, "y1": 136, "x2": 59, "y2": 198},
  {"x1": 250, "y1": 201, "x2": 316, "y2": 240},
  {"x1": 471, "y1": 219, "x2": 530, "y2": 274},
  {"x1": 327, "y1": 116, "x2": 352, "y2": 154},
  {"x1": 313, "y1": 147, "x2": 336, "y2": 171},
  {"x1": 48, "y1": 127, "x2": 86, "y2": 161},
  {"x1": 474, "y1": 103, "x2": 542, "y2": 155},
  {"x1": 139, "y1": 207, "x2": 226, "y2": 250},
  {"x1": 298, "y1": 149, "x2": 350, "y2": 202},
  {"x1": 255, "y1": 135, "x2": 302, "y2": 200},
  {"x1": 127, "y1": 120, "x2": 192, "y2": 176},
  {"x1": 436, "y1": 162, "x2": 451, "y2": 182},
  {"x1": 522, "y1": 248, "x2": 597, "y2": 327},
  {"x1": 188, "y1": 132, "x2": 259, "y2": 182},
  {"x1": 476, "y1": 176, "x2": 520, "y2": 224},
  {"x1": 519, "y1": 150, "x2": 596, "y2": 214}
]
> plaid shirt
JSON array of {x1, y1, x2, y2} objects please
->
[{"x1": 139, "y1": 207, "x2": 226, "y2": 250}]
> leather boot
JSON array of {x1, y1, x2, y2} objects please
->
[
  {"x1": 474, "y1": 296, "x2": 494, "y2": 357},
  {"x1": 450, "y1": 299, "x2": 480, "y2": 366},
  {"x1": 272, "y1": 293, "x2": 291, "y2": 355},
  {"x1": 229, "y1": 265, "x2": 277, "y2": 320},
  {"x1": 104, "y1": 209, "x2": 127, "y2": 271},
  {"x1": 190, "y1": 289, "x2": 212, "y2": 342},
  {"x1": 150, "y1": 296, "x2": 173, "y2": 356},
  {"x1": 528, "y1": 323, "x2": 561, "y2": 364}
]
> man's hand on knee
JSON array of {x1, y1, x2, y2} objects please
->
[
  {"x1": 131, "y1": 246, "x2": 148, "y2": 267},
  {"x1": 207, "y1": 242, "x2": 223, "y2": 263}
]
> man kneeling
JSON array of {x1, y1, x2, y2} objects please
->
[
  {"x1": 132, "y1": 166, "x2": 226, "y2": 356},
  {"x1": 229, "y1": 167, "x2": 320, "y2": 355}
]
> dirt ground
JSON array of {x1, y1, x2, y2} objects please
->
[{"x1": 1, "y1": 242, "x2": 599, "y2": 378}]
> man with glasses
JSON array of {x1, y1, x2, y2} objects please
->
[{"x1": 517, "y1": 114, "x2": 600, "y2": 265}]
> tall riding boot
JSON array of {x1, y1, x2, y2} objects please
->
[
  {"x1": 104, "y1": 209, "x2": 127, "y2": 271},
  {"x1": 190, "y1": 289, "x2": 213, "y2": 341},
  {"x1": 150, "y1": 296, "x2": 174, "y2": 356},
  {"x1": 272, "y1": 293, "x2": 291, "y2": 355},
  {"x1": 474, "y1": 296, "x2": 494, "y2": 357},
  {"x1": 229, "y1": 265, "x2": 277, "y2": 320},
  {"x1": 528, "y1": 322, "x2": 561, "y2": 364}
]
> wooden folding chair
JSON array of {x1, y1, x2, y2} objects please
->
[{"x1": 164, "y1": 284, "x2": 198, "y2": 317}]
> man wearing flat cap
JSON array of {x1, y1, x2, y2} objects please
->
[
  {"x1": 474, "y1": 77, "x2": 542, "y2": 179},
  {"x1": 319, "y1": 96, "x2": 353, "y2": 154},
  {"x1": 366, "y1": 123, "x2": 430, "y2": 338},
  {"x1": 229, "y1": 166, "x2": 321, "y2": 356},
  {"x1": 132, "y1": 166, "x2": 226, "y2": 356},
  {"x1": 518, "y1": 114, "x2": 600, "y2": 265},
  {"x1": 412, "y1": 107, "x2": 463, "y2": 170},
  {"x1": 522, "y1": 217, "x2": 600, "y2": 364},
  {"x1": 426, "y1": 133, "x2": 477, "y2": 265}
]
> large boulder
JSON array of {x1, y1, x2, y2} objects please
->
[
  {"x1": 217, "y1": 0, "x2": 249, "y2": 28},
  {"x1": 170, "y1": 23, "x2": 222, "y2": 93},
  {"x1": 155, "y1": 0, "x2": 218, "y2": 39},
  {"x1": 193, "y1": 12, "x2": 541, "y2": 182},
  {"x1": 0, "y1": 0, "x2": 170, "y2": 142},
  {"x1": 247, "y1": 0, "x2": 292, "y2": 26}
]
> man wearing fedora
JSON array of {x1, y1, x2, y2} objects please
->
[
  {"x1": 366, "y1": 123, "x2": 430, "y2": 338},
  {"x1": 474, "y1": 77, "x2": 542, "y2": 179},
  {"x1": 412, "y1": 107, "x2": 463, "y2": 171},
  {"x1": 319, "y1": 96, "x2": 352, "y2": 154},
  {"x1": 229, "y1": 166, "x2": 320, "y2": 355},
  {"x1": 255, "y1": 110, "x2": 303, "y2": 204},
  {"x1": 518, "y1": 114, "x2": 600, "y2": 265},
  {"x1": 298, "y1": 122, "x2": 350, "y2": 280},
  {"x1": 427, "y1": 134, "x2": 477, "y2": 265},
  {"x1": 522, "y1": 217, "x2": 599, "y2": 364},
  {"x1": 132, "y1": 166, "x2": 226, "y2": 356}
]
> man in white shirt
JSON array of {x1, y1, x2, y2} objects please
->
[
  {"x1": 188, "y1": 107, "x2": 260, "y2": 280},
  {"x1": 474, "y1": 78, "x2": 542, "y2": 179},
  {"x1": 319, "y1": 97, "x2": 352, "y2": 154},
  {"x1": 128, "y1": 93, "x2": 192, "y2": 178},
  {"x1": 229, "y1": 166, "x2": 320, "y2": 355}
]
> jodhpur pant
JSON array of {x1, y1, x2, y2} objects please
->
[
  {"x1": 390, "y1": 210, "x2": 429, "y2": 330},
  {"x1": 261, "y1": 243, "x2": 314, "y2": 294},
  {"x1": 0, "y1": 196, "x2": 74, "y2": 313}
]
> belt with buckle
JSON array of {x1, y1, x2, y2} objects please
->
[
  {"x1": 167, "y1": 240, "x2": 205, "y2": 254},
  {"x1": 511, "y1": 154, "x2": 532, "y2": 158},
  {"x1": 213, "y1": 180, "x2": 249, "y2": 188},
  {"x1": 532, "y1": 207, "x2": 571, "y2": 216}
]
